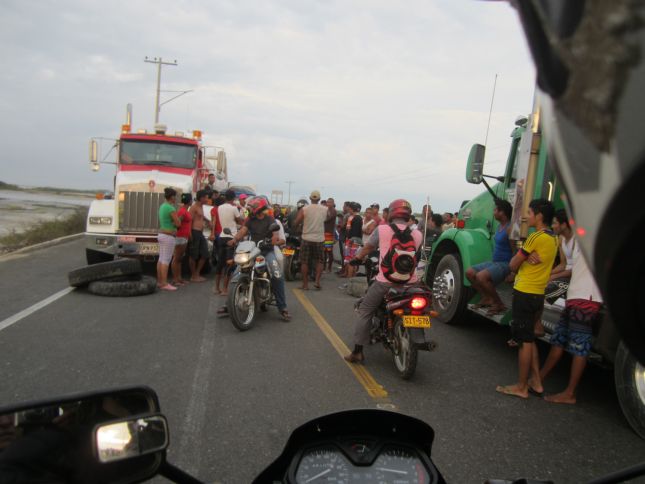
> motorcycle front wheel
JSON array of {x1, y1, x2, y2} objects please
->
[
  {"x1": 228, "y1": 279, "x2": 258, "y2": 331},
  {"x1": 392, "y1": 317, "x2": 418, "y2": 380}
]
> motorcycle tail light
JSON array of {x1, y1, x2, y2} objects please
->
[
  {"x1": 410, "y1": 297, "x2": 428, "y2": 310},
  {"x1": 256, "y1": 256, "x2": 265, "y2": 264}
]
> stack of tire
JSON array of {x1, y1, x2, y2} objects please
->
[{"x1": 68, "y1": 259, "x2": 157, "y2": 297}]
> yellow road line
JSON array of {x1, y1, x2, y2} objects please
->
[{"x1": 292, "y1": 288, "x2": 389, "y2": 401}]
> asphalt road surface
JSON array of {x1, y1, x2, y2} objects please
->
[{"x1": 1, "y1": 238, "x2": 644, "y2": 483}]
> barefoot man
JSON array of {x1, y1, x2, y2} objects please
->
[
  {"x1": 188, "y1": 190, "x2": 210, "y2": 282},
  {"x1": 496, "y1": 199, "x2": 557, "y2": 399},
  {"x1": 538, "y1": 238, "x2": 603, "y2": 404}
]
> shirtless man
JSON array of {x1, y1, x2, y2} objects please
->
[{"x1": 188, "y1": 190, "x2": 209, "y2": 282}]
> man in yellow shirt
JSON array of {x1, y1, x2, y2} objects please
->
[{"x1": 496, "y1": 199, "x2": 557, "y2": 399}]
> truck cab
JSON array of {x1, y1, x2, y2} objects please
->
[
  {"x1": 426, "y1": 108, "x2": 645, "y2": 439},
  {"x1": 85, "y1": 120, "x2": 227, "y2": 265}
]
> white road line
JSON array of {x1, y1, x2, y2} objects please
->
[
  {"x1": 176, "y1": 293, "x2": 217, "y2": 474},
  {"x1": 0, "y1": 287, "x2": 75, "y2": 332}
]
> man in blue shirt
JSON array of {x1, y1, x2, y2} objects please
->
[{"x1": 465, "y1": 199, "x2": 513, "y2": 315}]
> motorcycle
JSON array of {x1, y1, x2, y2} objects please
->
[
  {"x1": 350, "y1": 256, "x2": 437, "y2": 380},
  {"x1": 282, "y1": 233, "x2": 302, "y2": 281},
  {"x1": 1, "y1": 385, "x2": 641, "y2": 483},
  {"x1": 225, "y1": 224, "x2": 281, "y2": 331}
]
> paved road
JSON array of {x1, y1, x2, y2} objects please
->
[{"x1": 1, "y1": 238, "x2": 644, "y2": 483}]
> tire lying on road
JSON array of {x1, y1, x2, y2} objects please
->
[
  {"x1": 68, "y1": 259, "x2": 142, "y2": 287},
  {"x1": 87, "y1": 275, "x2": 157, "y2": 297}
]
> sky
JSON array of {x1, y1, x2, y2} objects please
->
[{"x1": 0, "y1": 0, "x2": 536, "y2": 214}]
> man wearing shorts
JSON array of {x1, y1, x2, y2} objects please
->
[
  {"x1": 538, "y1": 240, "x2": 603, "y2": 404},
  {"x1": 215, "y1": 190, "x2": 244, "y2": 295},
  {"x1": 496, "y1": 199, "x2": 557, "y2": 399},
  {"x1": 188, "y1": 190, "x2": 210, "y2": 282},
  {"x1": 466, "y1": 199, "x2": 513, "y2": 315},
  {"x1": 294, "y1": 190, "x2": 328, "y2": 290}
]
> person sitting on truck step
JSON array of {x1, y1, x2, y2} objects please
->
[
  {"x1": 466, "y1": 199, "x2": 513, "y2": 316},
  {"x1": 188, "y1": 190, "x2": 210, "y2": 282},
  {"x1": 544, "y1": 209, "x2": 575, "y2": 304},
  {"x1": 496, "y1": 199, "x2": 557, "y2": 399}
]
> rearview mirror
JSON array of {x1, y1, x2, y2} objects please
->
[
  {"x1": 96, "y1": 415, "x2": 168, "y2": 464},
  {"x1": 269, "y1": 223, "x2": 280, "y2": 233},
  {"x1": 0, "y1": 386, "x2": 164, "y2": 484},
  {"x1": 223, "y1": 227, "x2": 232, "y2": 235},
  {"x1": 466, "y1": 144, "x2": 485, "y2": 184}
]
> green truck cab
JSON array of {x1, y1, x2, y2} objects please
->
[{"x1": 426, "y1": 109, "x2": 645, "y2": 439}]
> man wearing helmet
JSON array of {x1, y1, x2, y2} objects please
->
[
  {"x1": 228, "y1": 196, "x2": 291, "y2": 320},
  {"x1": 286, "y1": 199, "x2": 308, "y2": 236},
  {"x1": 344, "y1": 199, "x2": 423, "y2": 364}
]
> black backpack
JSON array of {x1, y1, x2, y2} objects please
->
[{"x1": 380, "y1": 224, "x2": 418, "y2": 283}]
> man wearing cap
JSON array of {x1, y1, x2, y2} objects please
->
[{"x1": 294, "y1": 190, "x2": 330, "y2": 290}]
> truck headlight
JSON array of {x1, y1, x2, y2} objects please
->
[
  {"x1": 234, "y1": 253, "x2": 250, "y2": 265},
  {"x1": 89, "y1": 217, "x2": 113, "y2": 225}
]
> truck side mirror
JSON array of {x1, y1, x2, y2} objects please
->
[
  {"x1": 466, "y1": 144, "x2": 485, "y2": 184},
  {"x1": 90, "y1": 139, "x2": 100, "y2": 172}
]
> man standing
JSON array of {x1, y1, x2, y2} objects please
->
[
  {"x1": 344, "y1": 199, "x2": 422, "y2": 364},
  {"x1": 215, "y1": 189, "x2": 244, "y2": 295},
  {"x1": 188, "y1": 190, "x2": 210, "y2": 282},
  {"x1": 538, "y1": 239, "x2": 603, "y2": 404},
  {"x1": 294, "y1": 190, "x2": 328, "y2": 290},
  {"x1": 496, "y1": 199, "x2": 557, "y2": 399},
  {"x1": 204, "y1": 173, "x2": 217, "y2": 191},
  {"x1": 336, "y1": 201, "x2": 350, "y2": 273},
  {"x1": 323, "y1": 198, "x2": 337, "y2": 273}
]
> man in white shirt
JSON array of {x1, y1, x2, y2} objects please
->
[
  {"x1": 536, "y1": 240, "x2": 603, "y2": 404},
  {"x1": 294, "y1": 190, "x2": 331, "y2": 290},
  {"x1": 214, "y1": 189, "x2": 244, "y2": 295}
]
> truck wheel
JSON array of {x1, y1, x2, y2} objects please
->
[
  {"x1": 614, "y1": 341, "x2": 645, "y2": 438},
  {"x1": 87, "y1": 275, "x2": 157, "y2": 297},
  {"x1": 68, "y1": 259, "x2": 142, "y2": 287},
  {"x1": 432, "y1": 253, "x2": 469, "y2": 324},
  {"x1": 86, "y1": 249, "x2": 114, "y2": 265}
]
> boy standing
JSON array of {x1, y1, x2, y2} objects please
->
[{"x1": 496, "y1": 199, "x2": 557, "y2": 399}]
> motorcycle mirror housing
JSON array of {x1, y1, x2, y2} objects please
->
[
  {"x1": 223, "y1": 227, "x2": 232, "y2": 235},
  {"x1": 269, "y1": 223, "x2": 280, "y2": 233},
  {"x1": 0, "y1": 386, "x2": 165, "y2": 484}
]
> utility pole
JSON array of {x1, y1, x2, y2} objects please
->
[
  {"x1": 144, "y1": 56, "x2": 178, "y2": 124},
  {"x1": 285, "y1": 181, "x2": 295, "y2": 206}
]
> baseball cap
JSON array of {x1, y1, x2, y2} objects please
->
[
  {"x1": 310, "y1": 190, "x2": 321, "y2": 200},
  {"x1": 239, "y1": 194, "x2": 249, "y2": 201}
]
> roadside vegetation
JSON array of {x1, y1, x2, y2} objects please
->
[
  {"x1": 0, "y1": 180, "x2": 100, "y2": 196},
  {"x1": 0, "y1": 207, "x2": 88, "y2": 253}
]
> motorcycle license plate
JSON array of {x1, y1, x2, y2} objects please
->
[
  {"x1": 282, "y1": 248, "x2": 295, "y2": 256},
  {"x1": 402, "y1": 315, "x2": 431, "y2": 328}
]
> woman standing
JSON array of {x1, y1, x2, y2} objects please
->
[
  {"x1": 171, "y1": 192, "x2": 192, "y2": 286},
  {"x1": 158, "y1": 187, "x2": 181, "y2": 291}
]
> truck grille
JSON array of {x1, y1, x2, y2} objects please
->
[{"x1": 119, "y1": 191, "x2": 164, "y2": 233}]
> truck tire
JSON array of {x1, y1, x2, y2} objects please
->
[
  {"x1": 614, "y1": 341, "x2": 645, "y2": 439},
  {"x1": 87, "y1": 275, "x2": 157, "y2": 297},
  {"x1": 86, "y1": 249, "x2": 114, "y2": 265},
  {"x1": 68, "y1": 259, "x2": 142, "y2": 287},
  {"x1": 431, "y1": 253, "x2": 469, "y2": 324}
]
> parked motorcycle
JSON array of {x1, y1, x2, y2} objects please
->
[
  {"x1": 350, "y1": 257, "x2": 437, "y2": 379},
  {"x1": 282, "y1": 233, "x2": 302, "y2": 281},
  {"x1": 226, "y1": 224, "x2": 281, "y2": 331}
]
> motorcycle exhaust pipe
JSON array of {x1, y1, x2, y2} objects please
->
[{"x1": 416, "y1": 341, "x2": 438, "y2": 352}]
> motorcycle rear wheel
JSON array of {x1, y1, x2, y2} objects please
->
[
  {"x1": 284, "y1": 255, "x2": 295, "y2": 281},
  {"x1": 228, "y1": 279, "x2": 258, "y2": 331},
  {"x1": 392, "y1": 317, "x2": 418, "y2": 380}
]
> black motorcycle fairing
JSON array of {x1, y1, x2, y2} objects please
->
[{"x1": 253, "y1": 409, "x2": 446, "y2": 484}]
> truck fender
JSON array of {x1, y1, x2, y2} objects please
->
[{"x1": 86, "y1": 199, "x2": 117, "y2": 233}]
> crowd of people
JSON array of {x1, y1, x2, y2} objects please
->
[{"x1": 158, "y1": 182, "x2": 600, "y2": 404}]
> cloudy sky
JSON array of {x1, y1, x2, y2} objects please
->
[{"x1": 0, "y1": 0, "x2": 535, "y2": 213}]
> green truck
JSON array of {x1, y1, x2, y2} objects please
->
[{"x1": 427, "y1": 108, "x2": 645, "y2": 439}]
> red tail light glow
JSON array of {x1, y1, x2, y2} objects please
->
[{"x1": 410, "y1": 297, "x2": 428, "y2": 310}]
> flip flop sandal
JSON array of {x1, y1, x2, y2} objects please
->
[
  {"x1": 487, "y1": 306, "x2": 507, "y2": 316},
  {"x1": 280, "y1": 310, "x2": 291, "y2": 321},
  {"x1": 528, "y1": 387, "x2": 545, "y2": 397},
  {"x1": 472, "y1": 303, "x2": 492, "y2": 309}
]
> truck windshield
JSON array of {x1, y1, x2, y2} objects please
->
[{"x1": 119, "y1": 140, "x2": 197, "y2": 169}]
